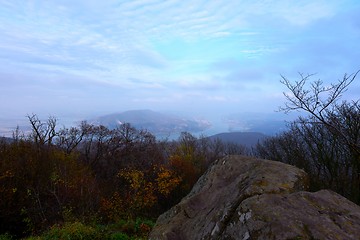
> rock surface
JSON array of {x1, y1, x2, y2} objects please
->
[{"x1": 149, "y1": 155, "x2": 360, "y2": 239}]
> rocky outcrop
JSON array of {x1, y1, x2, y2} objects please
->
[{"x1": 149, "y1": 155, "x2": 360, "y2": 239}]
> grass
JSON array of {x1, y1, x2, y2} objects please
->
[
  {"x1": 0, "y1": 233, "x2": 13, "y2": 240},
  {"x1": 1, "y1": 218, "x2": 156, "y2": 240}
]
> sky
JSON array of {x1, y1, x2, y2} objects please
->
[{"x1": 0, "y1": 0, "x2": 360, "y2": 132}]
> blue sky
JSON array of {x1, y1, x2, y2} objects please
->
[{"x1": 0, "y1": 0, "x2": 360, "y2": 128}]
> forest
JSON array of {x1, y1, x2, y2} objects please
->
[
  {"x1": 0, "y1": 114, "x2": 246, "y2": 239},
  {"x1": 0, "y1": 72, "x2": 359, "y2": 239}
]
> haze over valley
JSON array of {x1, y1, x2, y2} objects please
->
[{"x1": 0, "y1": 108, "x2": 298, "y2": 141}]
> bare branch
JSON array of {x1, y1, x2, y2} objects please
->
[
  {"x1": 279, "y1": 70, "x2": 360, "y2": 155},
  {"x1": 279, "y1": 71, "x2": 358, "y2": 121},
  {"x1": 27, "y1": 114, "x2": 58, "y2": 146}
]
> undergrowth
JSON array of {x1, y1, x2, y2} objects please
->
[{"x1": 7, "y1": 218, "x2": 155, "y2": 240}]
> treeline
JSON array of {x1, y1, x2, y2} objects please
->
[{"x1": 0, "y1": 115, "x2": 246, "y2": 238}]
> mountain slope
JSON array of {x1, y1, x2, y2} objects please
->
[
  {"x1": 207, "y1": 132, "x2": 267, "y2": 147},
  {"x1": 93, "y1": 110, "x2": 211, "y2": 136}
]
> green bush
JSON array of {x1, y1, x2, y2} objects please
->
[
  {"x1": 109, "y1": 232, "x2": 130, "y2": 240},
  {"x1": 21, "y1": 217, "x2": 155, "y2": 240},
  {"x1": 22, "y1": 237, "x2": 41, "y2": 240},
  {"x1": 0, "y1": 233, "x2": 12, "y2": 240},
  {"x1": 105, "y1": 218, "x2": 154, "y2": 239},
  {"x1": 42, "y1": 222, "x2": 101, "y2": 240}
]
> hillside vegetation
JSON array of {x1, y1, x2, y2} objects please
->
[{"x1": 0, "y1": 117, "x2": 246, "y2": 239}]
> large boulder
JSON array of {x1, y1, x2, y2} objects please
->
[{"x1": 149, "y1": 155, "x2": 360, "y2": 239}]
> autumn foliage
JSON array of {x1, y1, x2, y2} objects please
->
[
  {"x1": 100, "y1": 165, "x2": 181, "y2": 222},
  {"x1": 0, "y1": 115, "x2": 238, "y2": 238}
]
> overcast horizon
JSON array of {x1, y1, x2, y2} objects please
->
[{"x1": 1, "y1": 0, "x2": 360, "y2": 135}]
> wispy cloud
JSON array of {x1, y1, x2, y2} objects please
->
[{"x1": 0, "y1": 0, "x2": 359, "y2": 121}]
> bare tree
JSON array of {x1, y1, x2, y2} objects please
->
[
  {"x1": 12, "y1": 125, "x2": 25, "y2": 142},
  {"x1": 279, "y1": 71, "x2": 360, "y2": 155},
  {"x1": 56, "y1": 122, "x2": 87, "y2": 154},
  {"x1": 27, "y1": 114, "x2": 57, "y2": 146},
  {"x1": 273, "y1": 71, "x2": 360, "y2": 202}
]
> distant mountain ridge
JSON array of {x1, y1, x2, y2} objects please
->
[
  {"x1": 93, "y1": 109, "x2": 211, "y2": 137},
  {"x1": 223, "y1": 112, "x2": 294, "y2": 135},
  {"x1": 92, "y1": 110, "x2": 282, "y2": 144},
  {"x1": 207, "y1": 132, "x2": 267, "y2": 147},
  {"x1": 0, "y1": 136, "x2": 14, "y2": 144}
]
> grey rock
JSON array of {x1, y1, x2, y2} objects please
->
[
  {"x1": 150, "y1": 155, "x2": 312, "y2": 239},
  {"x1": 225, "y1": 190, "x2": 360, "y2": 239}
]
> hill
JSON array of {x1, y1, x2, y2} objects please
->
[
  {"x1": 0, "y1": 137, "x2": 14, "y2": 144},
  {"x1": 222, "y1": 112, "x2": 294, "y2": 135},
  {"x1": 207, "y1": 132, "x2": 267, "y2": 147},
  {"x1": 93, "y1": 109, "x2": 211, "y2": 137}
]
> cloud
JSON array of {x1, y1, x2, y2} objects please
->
[
  {"x1": 176, "y1": 78, "x2": 221, "y2": 91},
  {"x1": 247, "y1": 1, "x2": 337, "y2": 26},
  {"x1": 0, "y1": 0, "x2": 359, "y2": 122},
  {"x1": 129, "y1": 48, "x2": 169, "y2": 69},
  {"x1": 269, "y1": 7, "x2": 360, "y2": 80},
  {"x1": 0, "y1": 0, "x2": 346, "y2": 71}
]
